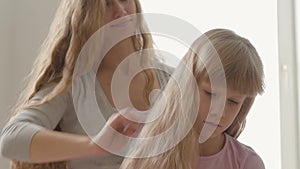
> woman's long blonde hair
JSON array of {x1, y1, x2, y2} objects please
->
[
  {"x1": 14, "y1": 0, "x2": 155, "y2": 114},
  {"x1": 11, "y1": 0, "x2": 155, "y2": 168},
  {"x1": 120, "y1": 28, "x2": 264, "y2": 169}
]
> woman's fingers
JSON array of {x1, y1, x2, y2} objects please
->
[
  {"x1": 118, "y1": 107, "x2": 149, "y2": 123},
  {"x1": 92, "y1": 109, "x2": 146, "y2": 153},
  {"x1": 110, "y1": 112, "x2": 142, "y2": 137}
]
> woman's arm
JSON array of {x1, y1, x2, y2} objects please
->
[
  {"x1": 29, "y1": 129, "x2": 105, "y2": 163},
  {"x1": 0, "y1": 85, "x2": 69, "y2": 162},
  {"x1": 30, "y1": 111, "x2": 140, "y2": 163},
  {"x1": 0, "y1": 82, "x2": 141, "y2": 163},
  {"x1": 1, "y1": 109, "x2": 139, "y2": 163}
]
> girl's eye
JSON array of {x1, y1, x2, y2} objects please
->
[
  {"x1": 204, "y1": 90, "x2": 216, "y2": 97},
  {"x1": 106, "y1": 1, "x2": 111, "y2": 7},
  {"x1": 228, "y1": 99, "x2": 239, "y2": 105}
]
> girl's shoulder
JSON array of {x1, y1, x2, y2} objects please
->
[
  {"x1": 226, "y1": 134, "x2": 255, "y2": 153},
  {"x1": 225, "y1": 134, "x2": 265, "y2": 169}
]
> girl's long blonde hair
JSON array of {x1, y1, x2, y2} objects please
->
[{"x1": 120, "y1": 28, "x2": 264, "y2": 169}]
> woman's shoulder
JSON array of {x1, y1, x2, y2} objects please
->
[
  {"x1": 30, "y1": 82, "x2": 70, "y2": 103},
  {"x1": 152, "y1": 61, "x2": 175, "y2": 81},
  {"x1": 152, "y1": 61, "x2": 174, "y2": 89},
  {"x1": 154, "y1": 61, "x2": 175, "y2": 74}
]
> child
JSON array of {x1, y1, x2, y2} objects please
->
[{"x1": 120, "y1": 28, "x2": 265, "y2": 169}]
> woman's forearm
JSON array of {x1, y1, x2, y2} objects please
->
[{"x1": 30, "y1": 129, "x2": 106, "y2": 163}]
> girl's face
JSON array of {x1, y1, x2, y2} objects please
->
[
  {"x1": 197, "y1": 80, "x2": 246, "y2": 139},
  {"x1": 103, "y1": 0, "x2": 137, "y2": 25}
]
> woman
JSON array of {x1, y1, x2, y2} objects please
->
[{"x1": 0, "y1": 0, "x2": 172, "y2": 168}]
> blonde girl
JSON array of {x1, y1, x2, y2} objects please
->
[{"x1": 120, "y1": 28, "x2": 265, "y2": 169}]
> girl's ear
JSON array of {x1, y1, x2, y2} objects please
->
[{"x1": 225, "y1": 97, "x2": 255, "y2": 138}]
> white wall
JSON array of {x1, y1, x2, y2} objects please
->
[
  {"x1": 0, "y1": 0, "x2": 13, "y2": 168},
  {"x1": 0, "y1": 0, "x2": 59, "y2": 168},
  {"x1": 0, "y1": 0, "x2": 12, "y2": 113},
  {"x1": 296, "y1": 0, "x2": 300, "y2": 161}
]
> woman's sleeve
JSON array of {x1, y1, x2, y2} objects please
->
[
  {"x1": 156, "y1": 62, "x2": 175, "y2": 88},
  {"x1": 0, "y1": 85, "x2": 69, "y2": 161},
  {"x1": 243, "y1": 153, "x2": 265, "y2": 169}
]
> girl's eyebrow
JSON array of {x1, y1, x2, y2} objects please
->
[{"x1": 228, "y1": 95, "x2": 245, "y2": 102}]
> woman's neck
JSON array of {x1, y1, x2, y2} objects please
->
[
  {"x1": 198, "y1": 133, "x2": 226, "y2": 156},
  {"x1": 99, "y1": 38, "x2": 136, "y2": 72}
]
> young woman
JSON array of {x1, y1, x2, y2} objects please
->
[{"x1": 0, "y1": 0, "x2": 172, "y2": 168}]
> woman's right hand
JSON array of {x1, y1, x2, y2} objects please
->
[{"x1": 92, "y1": 108, "x2": 147, "y2": 154}]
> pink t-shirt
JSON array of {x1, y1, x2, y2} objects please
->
[{"x1": 197, "y1": 134, "x2": 265, "y2": 169}]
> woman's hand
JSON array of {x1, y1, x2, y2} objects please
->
[{"x1": 92, "y1": 108, "x2": 147, "y2": 154}]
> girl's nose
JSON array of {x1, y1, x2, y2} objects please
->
[
  {"x1": 210, "y1": 102, "x2": 226, "y2": 118},
  {"x1": 210, "y1": 110, "x2": 224, "y2": 119}
]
